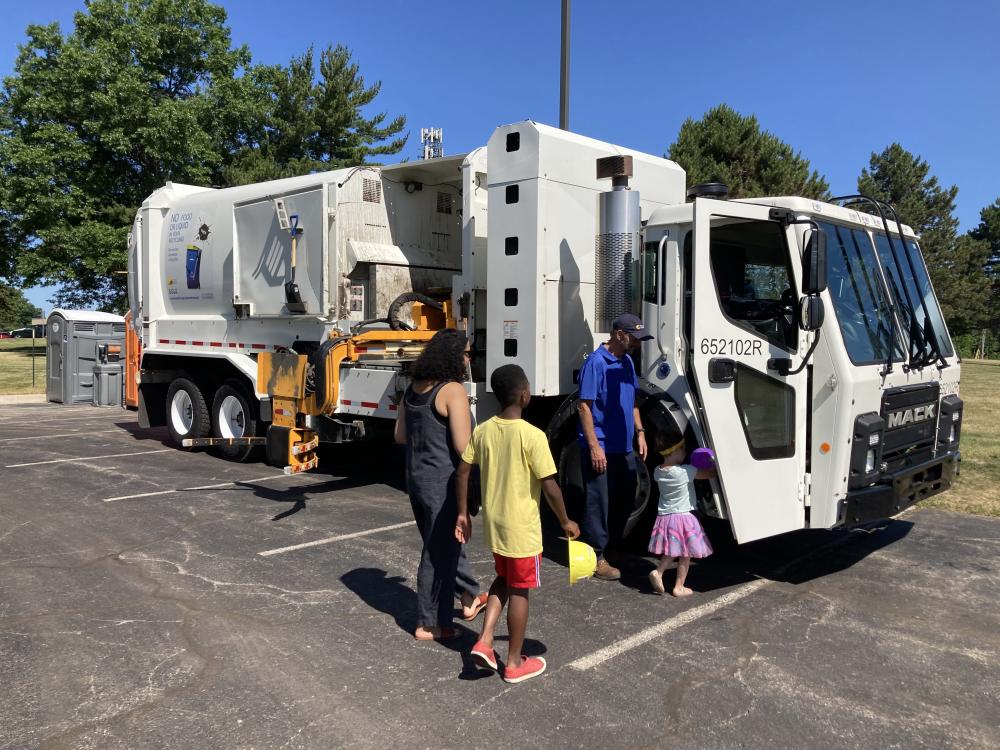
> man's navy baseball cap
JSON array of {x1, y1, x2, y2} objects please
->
[{"x1": 612, "y1": 313, "x2": 654, "y2": 341}]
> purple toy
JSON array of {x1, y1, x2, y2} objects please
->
[{"x1": 690, "y1": 447, "x2": 715, "y2": 469}]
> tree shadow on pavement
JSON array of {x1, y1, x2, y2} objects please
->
[{"x1": 233, "y1": 475, "x2": 379, "y2": 520}]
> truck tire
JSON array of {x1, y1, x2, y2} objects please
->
[
  {"x1": 211, "y1": 380, "x2": 261, "y2": 462},
  {"x1": 166, "y1": 377, "x2": 210, "y2": 448},
  {"x1": 553, "y1": 438, "x2": 652, "y2": 544},
  {"x1": 545, "y1": 382, "x2": 687, "y2": 549}
]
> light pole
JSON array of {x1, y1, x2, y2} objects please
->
[{"x1": 560, "y1": 0, "x2": 570, "y2": 130}]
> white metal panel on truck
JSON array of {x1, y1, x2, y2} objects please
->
[
  {"x1": 484, "y1": 121, "x2": 685, "y2": 396},
  {"x1": 234, "y1": 188, "x2": 326, "y2": 316}
]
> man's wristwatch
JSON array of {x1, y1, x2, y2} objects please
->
[{"x1": 636, "y1": 428, "x2": 645, "y2": 433}]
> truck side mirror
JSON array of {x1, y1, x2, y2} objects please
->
[
  {"x1": 799, "y1": 295, "x2": 825, "y2": 331},
  {"x1": 802, "y1": 230, "x2": 827, "y2": 294}
]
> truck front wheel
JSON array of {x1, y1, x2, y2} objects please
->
[
  {"x1": 211, "y1": 380, "x2": 261, "y2": 462},
  {"x1": 166, "y1": 377, "x2": 210, "y2": 448},
  {"x1": 556, "y1": 439, "x2": 652, "y2": 544},
  {"x1": 546, "y1": 384, "x2": 688, "y2": 552}
]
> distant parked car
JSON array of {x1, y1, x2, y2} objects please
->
[{"x1": 0, "y1": 332, "x2": 11, "y2": 339}]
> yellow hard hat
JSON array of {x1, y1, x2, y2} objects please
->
[{"x1": 568, "y1": 538, "x2": 597, "y2": 584}]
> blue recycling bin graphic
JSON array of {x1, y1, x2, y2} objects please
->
[{"x1": 185, "y1": 246, "x2": 202, "y2": 289}]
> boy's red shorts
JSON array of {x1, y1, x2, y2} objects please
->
[{"x1": 493, "y1": 553, "x2": 541, "y2": 589}]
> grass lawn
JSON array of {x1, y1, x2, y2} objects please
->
[
  {"x1": 0, "y1": 338, "x2": 46, "y2": 395},
  {"x1": 923, "y1": 359, "x2": 1000, "y2": 518}
]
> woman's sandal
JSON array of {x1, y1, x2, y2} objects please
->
[{"x1": 461, "y1": 592, "x2": 489, "y2": 621}]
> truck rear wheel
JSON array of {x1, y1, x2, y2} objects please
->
[
  {"x1": 166, "y1": 377, "x2": 210, "y2": 448},
  {"x1": 211, "y1": 380, "x2": 261, "y2": 462}
]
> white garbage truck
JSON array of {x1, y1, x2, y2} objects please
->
[{"x1": 127, "y1": 121, "x2": 963, "y2": 544}]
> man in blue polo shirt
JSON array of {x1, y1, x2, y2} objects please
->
[{"x1": 577, "y1": 313, "x2": 652, "y2": 580}]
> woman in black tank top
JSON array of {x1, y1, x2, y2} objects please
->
[{"x1": 395, "y1": 329, "x2": 485, "y2": 640}]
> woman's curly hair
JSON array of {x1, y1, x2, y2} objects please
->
[{"x1": 410, "y1": 328, "x2": 468, "y2": 383}]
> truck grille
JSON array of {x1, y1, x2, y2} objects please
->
[{"x1": 880, "y1": 383, "x2": 940, "y2": 472}]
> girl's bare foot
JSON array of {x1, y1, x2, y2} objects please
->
[
  {"x1": 648, "y1": 569, "x2": 665, "y2": 595},
  {"x1": 671, "y1": 586, "x2": 694, "y2": 597},
  {"x1": 414, "y1": 626, "x2": 438, "y2": 640}
]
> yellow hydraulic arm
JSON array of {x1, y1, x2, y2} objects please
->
[{"x1": 256, "y1": 321, "x2": 444, "y2": 474}]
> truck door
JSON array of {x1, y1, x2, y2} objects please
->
[{"x1": 690, "y1": 199, "x2": 808, "y2": 543}]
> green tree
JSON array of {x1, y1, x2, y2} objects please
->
[
  {"x1": 0, "y1": 283, "x2": 42, "y2": 330},
  {"x1": 1, "y1": 3, "x2": 406, "y2": 312},
  {"x1": 969, "y1": 198, "x2": 1000, "y2": 276},
  {"x1": 969, "y1": 198, "x2": 1000, "y2": 353},
  {"x1": 223, "y1": 45, "x2": 407, "y2": 184},
  {"x1": 857, "y1": 145, "x2": 991, "y2": 336},
  {"x1": 667, "y1": 104, "x2": 829, "y2": 199},
  {"x1": 0, "y1": 0, "x2": 265, "y2": 311}
]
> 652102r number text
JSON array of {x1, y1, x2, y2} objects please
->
[{"x1": 700, "y1": 338, "x2": 762, "y2": 356}]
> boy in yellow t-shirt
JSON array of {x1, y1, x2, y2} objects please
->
[{"x1": 455, "y1": 364, "x2": 579, "y2": 684}]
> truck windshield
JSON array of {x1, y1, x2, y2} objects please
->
[
  {"x1": 819, "y1": 221, "x2": 904, "y2": 365},
  {"x1": 872, "y1": 232, "x2": 954, "y2": 360}
]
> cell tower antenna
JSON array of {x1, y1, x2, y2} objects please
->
[{"x1": 420, "y1": 128, "x2": 444, "y2": 160}]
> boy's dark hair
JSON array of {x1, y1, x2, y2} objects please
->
[
  {"x1": 411, "y1": 328, "x2": 468, "y2": 382},
  {"x1": 491, "y1": 364, "x2": 529, "y2": 408}
]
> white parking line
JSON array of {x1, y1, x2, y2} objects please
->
[
  {"x1": 0, "y1": 430, "x2": 120, "y2": 443},
  {"x1": 6, "y1": 449, "x2": 172, "y2": 468},
  {"x1": 258, "y1": 521, "x2": 416, "y2": 557},
  {"x1": 567, "y1": 578, "x2": 771, "y2": 671},
  {"x1": 0, "y1": 413, "x2": 132, "y2": 424},
  {"x1": 566, "y1": 529, "x2": 866, "y2": 671},
  {"x1": 103, "y1": 475, "x2": 293, "y2": 502}
]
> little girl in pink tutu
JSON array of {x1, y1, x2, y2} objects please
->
[{"x1": 648, "y1": 434, "x2": 716, "y2": 597}]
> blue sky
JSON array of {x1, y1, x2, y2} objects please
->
[{"x1": 3, "y1": 0, "x2": 998, "y2": 313}]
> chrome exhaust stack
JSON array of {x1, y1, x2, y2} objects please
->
[{"x1": 595, "y1": 154, "x2": 641, "y2": 334}]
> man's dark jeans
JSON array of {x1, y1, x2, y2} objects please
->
[{"x1": 579, "y1": 447, "x2": 637, "y2": 559}]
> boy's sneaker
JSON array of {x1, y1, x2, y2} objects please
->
[
  {"x1": 594, "y1": 559, "x2": 621, "y2": 581},
  {"x1": 470, "y1": 640, "x2": 498, "y2": 671},
  {"x1": 502, "y1": 655, "x2": 547, "y2": 684}
]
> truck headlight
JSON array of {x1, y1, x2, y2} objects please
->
[
  {"x1": 849, "y1": 413, "x2": 885, "y2": 490},
  {"x1": 936, "y1": 394, "x2": 963, "y2": 452}
]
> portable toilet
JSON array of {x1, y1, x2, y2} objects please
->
[{"x1": 46, "y1": 309, "x2": 126, "y2": 404}]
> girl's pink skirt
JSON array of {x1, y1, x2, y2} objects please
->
[{"x1": 648, "y1": 512, "x2": 713, "y2": 558}]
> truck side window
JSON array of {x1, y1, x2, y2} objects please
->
[
  {"x1": 708, "y1": 220, "x2": 797, "y2": 352},
  {"x1": 734, "y1": 364, "x2": 795, "y2": 459},
  {"x1": 642, "y1": 240, "x2": 659, "y2": 303}
]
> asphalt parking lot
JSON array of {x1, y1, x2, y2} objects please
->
[{"x1": 1, "y1": 402, "x2": 998, "y2": 750}]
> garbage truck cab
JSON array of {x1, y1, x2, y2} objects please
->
[{"x1": 640, "y1": 193, "x2": 962, "y2": 542}]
